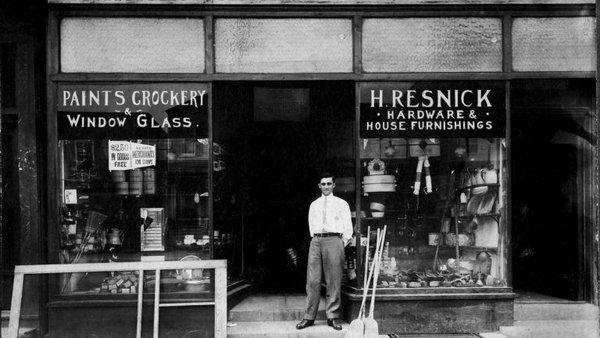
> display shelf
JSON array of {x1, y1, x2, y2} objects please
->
[
  {"x1": 456, "y1": 183, "x2": 499, "y2": 192},
  {"x1": 170, "y1": 245, "x2": 211, "y2": 251},
  {"x1": 457, "y1": 213, "x2": 501, "y2": 221},
  {"x1": 434, "y1": 245, "x2": 498, "y2": 251}
]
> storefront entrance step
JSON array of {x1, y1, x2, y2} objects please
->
[
  {"x1": 514, "y1": 303, "x2": 599, "y2": 321},
  {"x1": 0, "y1": 326, "x2": 37, "y2": 338},
  {"x1": 229, "y1": 294, "x2": 326, "y2": 322},
  {"x1": 227, "y1": 320, "x2": 358, "y2": 338},
  {"x1": 500, "y1": 320, "x2": 599, "y2": 338}
]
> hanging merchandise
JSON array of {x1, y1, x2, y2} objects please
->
[
  {"x1": 369, "y1": 202, "x2": 385, "y2": 218},
  {"x1": 412, "y1": 156, "x2": 433, "y2": 195},
  {"x1": 408, "y1": 138, "x2": 440, "y2": 157}
]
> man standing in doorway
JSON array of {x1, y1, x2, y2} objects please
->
[{"x1": 296, "y1": 173, "x2": 353, "y2": 331}]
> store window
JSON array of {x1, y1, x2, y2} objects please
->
[
  {"x1": 55, "y1": 83, "x2": 210, "y2": 296},
  {"x1": 357, "y1": 82, "x2": 508, "y2": 289}
]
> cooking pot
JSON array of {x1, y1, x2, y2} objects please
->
[
  {"x1": 371, "y1": 211, "x2": 385, "y2": 218},
  {"x1": 364, "y1": 183, "x2": 396, "y2": 193},
  {"x1": 363, "y1": 175, "x2": 395, "y2": 184},
  {"x1": 178, "y1": 255, "x2": 203, "y2": 280},
  {"x1": 370, "y1": 202, "x2": 385, "y2": 212},
  {"x1": 363, "y1": 175, "x2": 396, "y2": 193},
  {"x1": 183, "y1": 279, "x2": 210, "y2": 292}
]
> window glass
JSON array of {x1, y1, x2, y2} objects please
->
[
  {"x1": 56, "y1": 83, "x2": 210, "y2": 295},
  {"x1": 363, "y1": 18, "x2": 502, "y2": 73},
  {"x1": 61, "y1": 18, "x2": 205, "y2": 73},
  {"x1": 358, "y1": 82, "x2": 508, "y2": 289},
  {"x1": 215, "y1": 19, "x2": 353, "y2": 73},
  {"x1": 512, "y1": 17, "x2": 596, "y2": 72}
]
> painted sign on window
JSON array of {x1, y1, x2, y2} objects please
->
[
  {"x1": 360, "y1": 82, "x2": 505, "y2": 138},
  {"x1": 57, "y1": 83, "x2": 209, "y2": 139}
]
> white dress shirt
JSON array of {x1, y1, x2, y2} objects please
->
[{"x1": 308, "y1": 194, "x2": 353, "y2": 244}]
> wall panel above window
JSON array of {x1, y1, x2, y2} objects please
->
[
  {"x1": 60, "y1": 18, "x2": 205, "y2": 73},
  {"x1": 363, "y1": 18, "x2": 503, "y2": 73},
  {"x1": 215, "y1": 19, "x2": 353, "y2": 73},
  {"x1": 512, "y1": 17, "x2": 596, "y2": 72}
]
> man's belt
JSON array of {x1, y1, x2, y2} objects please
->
[{"x1": 314, "y1": 232, "x2": 342, "y2": 238}]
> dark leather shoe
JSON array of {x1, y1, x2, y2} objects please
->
[
  {"x1": 296, "y1": 319, "x2": 314, "y2": 330},
  {"x1": 327, "y1": 318, "x2": 343, "y2": 331}
]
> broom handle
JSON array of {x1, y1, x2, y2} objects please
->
[
  {"x1": 368, "y1": 225, "x2": 386, "y2": 319},
  {"x1": 358, "y1": 229, "x2": 379, "y2": 318},
  {"x1": 363, "y1": 227, "x2": 370, "y2": 291},
  {"x1": 358, "y1": 227, "x2": 371, "y2": 318},
  {"x1": 433, "y1": 170, "x2": 456, "y2": 270}
]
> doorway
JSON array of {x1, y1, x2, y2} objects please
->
[
  {"x1": 511, "y1": 80, "x2": 595, "y2": 301},
  {"x1": 213, "y1": 81, "x2": 355, "y2": 293},
  {"x1": 1, "y1": 114, "x2": 19, "y2": 309}
]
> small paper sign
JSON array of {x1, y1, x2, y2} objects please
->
[
  {"x1": 131, "y1": 143, "x2": 156, "y2": 169},
  {"x1": 109, "y1": 141, "x2": 132, "y2": 170},
  {"x1": 109, "y1": 141, "x2": 156, "y2": 171},
  {"x1": 64, "y1": 189, "x2": 78, "y2": 204}
]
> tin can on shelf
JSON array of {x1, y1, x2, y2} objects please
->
[
  {"x1": 143, "y1": 168, "x2": 155, "y2": 181},
  {"x1": 143, "y1": 179, "x2": 156, "y2": 194},
  {"x1": 111, "y1": 170, "x2": 126, "y2": 182},
  {"x1": 143, "y1": 168, "x2": 156, "y2": 194},
  {"x1": 130, "y1": 169, "x2": 143, "y2": 182},
  {"x1": 114, "y1": 182, "x2": 129, "y2": 195},
  {"x1": 129, "y1": 181, "x2": 142, "y2": 195}
]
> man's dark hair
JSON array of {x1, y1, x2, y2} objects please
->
[{"x1": 319, "y1": 172, "x2": 335, "y2": 183}]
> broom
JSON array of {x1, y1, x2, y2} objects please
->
[
  {"x1": 364, "y1": 225, "x2": 386, "y2": 338},
  {"x1": 345, "y1": 226, "x2": 374, "y2": 338},
  {"x1": 345, "y1": 227, "x2": 385, "y2": 338}
]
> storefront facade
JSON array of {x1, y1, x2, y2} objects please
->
[{"x1": 9, "y1": 0, "x2": 595, "y2": 336}]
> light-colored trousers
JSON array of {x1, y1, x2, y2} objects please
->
[{"x1": 304, "y1": 235, "x2": 345, "y2": 320}]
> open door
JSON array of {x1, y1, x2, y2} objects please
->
[{"x1": 511, "y1": 79, "x2": 595, "y2": 302}]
